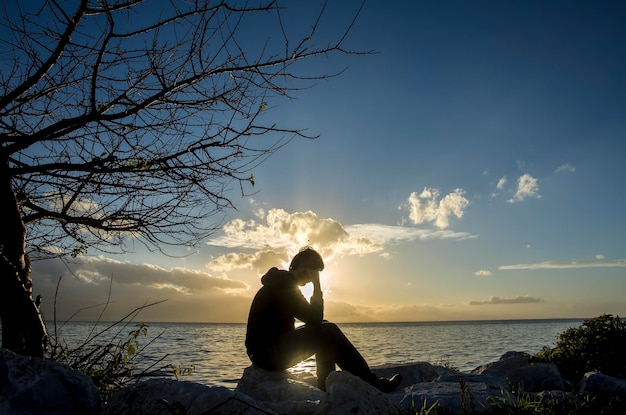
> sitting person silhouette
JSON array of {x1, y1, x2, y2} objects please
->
[{"x1": 245, "y1": 247, "x2": 402, "y2": 392}]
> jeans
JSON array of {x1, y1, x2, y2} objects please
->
[{"x1": 250, "y1": 321, "x2": 377, "y2": 388}]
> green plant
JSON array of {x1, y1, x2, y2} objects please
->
[
  {"x1": 533, "y1": 314, "x2": 626, "y2": 382},
  {"x1": 485, "y1": 390, "x2": 626, "y2": 415},
  {"x1": 401, "y1": 398, "x2": 441, "y2": 415},
  {"x1": 47, "y1": 277, "x2": 193, "y2": 405},
  {"x1": 459, "y1": 378, "x2": 475, "y2": 413},
  {"x1": 434, "y1": 356, "x2": 459, "y2": 372},
  {"x1": 49, "y1": 321, "x2": 180, "y2": 404}
]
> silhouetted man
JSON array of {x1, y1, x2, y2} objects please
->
[{"x1": 245, "y1": 247, "x2": 402, "y2": 392}]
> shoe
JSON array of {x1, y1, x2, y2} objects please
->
[{"x1": 375, "y1": 374, "x2": 403, "y2": 393}]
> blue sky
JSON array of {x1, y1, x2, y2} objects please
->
[{"x1": 33, "y1": 1, "x2": 625, "y2": 323}]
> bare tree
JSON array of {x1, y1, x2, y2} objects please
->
[{"x1": 0, "y1": 0, "x2": 365, "y2": 357}]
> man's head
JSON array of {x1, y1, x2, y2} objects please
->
[
  {"x1": 289, "y1": 247, "x2": 324, "y2": 285},
  {"x1": 289, "y1": 247, "x2": 325, "y2": 272}
]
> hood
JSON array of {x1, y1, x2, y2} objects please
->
[{"x1": 260, "y1": 267, "x2": 296, "y2": 287}]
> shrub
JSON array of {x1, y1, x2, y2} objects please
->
[
  {"x1": 49, "y1": 322, "x2": 172, "y2": 404},
  {"x1": 533, "y1": 314, "x2": 626, "y2": 382},
  {"x1": 486, "y1": 391, "x2": 626, "y2": 415}
]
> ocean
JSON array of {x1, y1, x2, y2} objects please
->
[{"x1": 45, "y1": 319, "x2": 583, "y2": 389}]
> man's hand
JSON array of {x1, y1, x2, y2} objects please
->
[{"x1": 310, "y1": 270, "x2": 321, "y2": 291}]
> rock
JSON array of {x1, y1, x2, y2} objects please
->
[
  {"x1": 577, "y1": 372, "x2": 626, "y2": 398},
  {"x1": 236, "y1": 364, "x2": 324, "y2": 402},
  {"x1": 372, "y1": 361, "x2": 445, "y2": 388},
  {"x1": 472, "y1": 351, "x2": 566, "y2": 392},
  {"x1": 0, "y1": 347, "x2": 100, "y2": 415},
  {"x1": 396, "y1": 372, "x2": 510, "y2": 415},
  {"x1": 236, "y1": 365, "x2": 324, "y2": 415},
  {"x1": 436, "y1": 371, "x2": 511, "y2": 391},
  {"x1": 315, "y1": 370, "x2": 400, "y2": 415},
  {"x1": 6, "y1": 347, "x2": 625, "y2": 415},
  {"x1": 472, "y1": 350, "x2": 528, "y2": 375},
  {"x1": 103, "y1": 378, "x2": 271, "y2": 415}
]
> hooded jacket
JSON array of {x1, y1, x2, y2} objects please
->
[{"x1": 245, "y1": 267, "x2": 323, "y2": 357}]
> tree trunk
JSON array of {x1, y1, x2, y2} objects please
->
[
  {"x1": 0, "y1": 259, "x2": 48, "y2": 358},
  {"x1": 0, "y1": 159, "x2": 47, "y2": 358}
]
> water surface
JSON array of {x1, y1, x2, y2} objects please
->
[{"x1": 49, "y1": 319, "x2": 582, "y2": 388}]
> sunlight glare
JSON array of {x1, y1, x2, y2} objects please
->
[
  {"x1": 298, "y1": 267, "x2": 332, "y2": 299},
  {"x1": 288, "y1": 356, "x2": 316, "y2": 379}
]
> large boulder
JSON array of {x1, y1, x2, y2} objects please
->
[
  {"x1": 237, "y1": 364, "x2": 402, "y2": 415},
  {"x1": 0, "y1": 347, "x2": 100, "y2": 415},
  {"x1": 394, "y1": 372, "x2": 510, "y2": 415},
  {"x1": 236, "y1": 365, "x2": 324, "y2": 415},
  {"x1": 472, "y1": 351, "x2": 566, "y2": 392},
  {"x1": 372, "y1": 361, "x2": 445, "y2": 388},
  {"x1": 315, "y1": 370, "x2": 400, "y2": 415},
  {"x1": 103, "y1": 378, "x2": 272, "y2": 415},
  {"x1": 577, "y1": 372, "x2": 626, "y2": 398}
]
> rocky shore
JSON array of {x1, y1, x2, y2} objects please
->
[{"x1": 2, "y1": 347, "x2": 626, "y2": 415}]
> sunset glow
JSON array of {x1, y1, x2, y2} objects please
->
[{"x1": 28, "y1": 1, "x2": 626, "y2": 324}]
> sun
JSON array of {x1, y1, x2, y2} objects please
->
[{"x1": 298, "y1": 267, "x2": 332, "y2": 299}]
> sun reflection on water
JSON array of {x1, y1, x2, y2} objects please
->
[{"x1": 288, "y1": 356, "x2": 317, "y2": 378}]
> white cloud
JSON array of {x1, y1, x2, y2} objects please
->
[
  {"x1": 555, "y1": 163, "x2": 575, "y2": 173},
  {"x1": 346, "y1": 223, "x2": 476, "y2": 244},
  {"x1": 474, "y1": 270, "x2": 492, "y2": 277},
  {"x1": 595, "y1": 254, "x2": 605, "y2": 259},
  {"x1": 508, "y1": 174, "x2": 540, "y2": 203},
  {"x1": 206, "y1": 209, "x2": 478, "y2": 275},
  {"x1": 210, "y1": 209, "x2": 346, "y2": 248},
  {"x1": 207, "y1": 250, "x2": 288, "y2": 274},
  {"x1": 496, "y1": 176, "x2": 507, "y2": 190},
  {"x1": 469, "y1": 295, "x2": 544, "y2": 305},
  {"x1": 402, "y1": 187, "x2": 469, "y2": 229},
  {"x1": 207, "y1": 208, "x2": 384, "y2": 264},
  {"x1": 499, "y1": 259, "x2": 626, "y2": 270}
]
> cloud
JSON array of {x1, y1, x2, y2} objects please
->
[
  {"x1": 207, "y1": 208, "x2": 478, "y2": 271},
  {"x1": 207, "y1": 208, "x2": 385, "y2": 264},
  {"x1": 508, "y1": 174, "x2": 540, "y2": 203},
  {"x1": 324, "y1": 301, "x2": 455, "y2": 322},
  {"x1": 52, "y1": 256, "x2": 247, "y2": 293},
  {"x1": 474, "y1": 270, "x2": 492, "y2": 277},
  {"x1": 346, "y1": 223, "x2": 476, "y2": 244},
  {"x1": 555, "y1": 163, "x2": 575, "y2": 173},
  {"x1": 499, "y1": 258, "x2": 626, "y2": 270},
  {"x1": 402, "y1": 187, "x2": 469, "y2": 229},
  {"x1": 209, "y1": 209, "x2": 347, "y2": 249},
  {"x1": 31, "y1": 256, "x2": 252, "y2": 322},
  {"x1": 469, "y1": 296, "x2": 544, "y2": 305},
  {"x1": 595, "y1": 254, "x2": 605, "y2": 259},
  {"x1": 207, "y1": 250, "x2": 288, "y2": 274},
  {"x1": 35, "y1": 206, "x2": 477, "y2": 323},
  {"x1": 496, "y1": 176, "x2": 507, "y2": 190}
]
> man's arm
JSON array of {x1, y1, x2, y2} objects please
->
[
  {"x1": 309, "y1": 271, "x2": 324, "y2": 321},
  {"x1": 292, "y1": 270, "x2": 324, "y2": 324}
]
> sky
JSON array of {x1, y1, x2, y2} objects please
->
[{"x1": 31, "y1": 0, "x2": 626, "y2": 324}]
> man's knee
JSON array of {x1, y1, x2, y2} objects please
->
[{"x1": 319, "y1": 321, "x2": 343, "y2": 338}]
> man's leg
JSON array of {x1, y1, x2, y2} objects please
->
[{"x1": 277, "y1": 321, "x2": 381, "y2": 389}]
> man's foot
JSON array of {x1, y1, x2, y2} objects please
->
[{"x1": 375, "y1": 374, "x2": 403, "y2": 393}]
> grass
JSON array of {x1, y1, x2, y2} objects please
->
[
  {"x1": 402, "y1": 389, "x2": 626, "y2": 415},
  {"x1": 46, "y1": 275, "x2": 193, "y2": 405}
]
